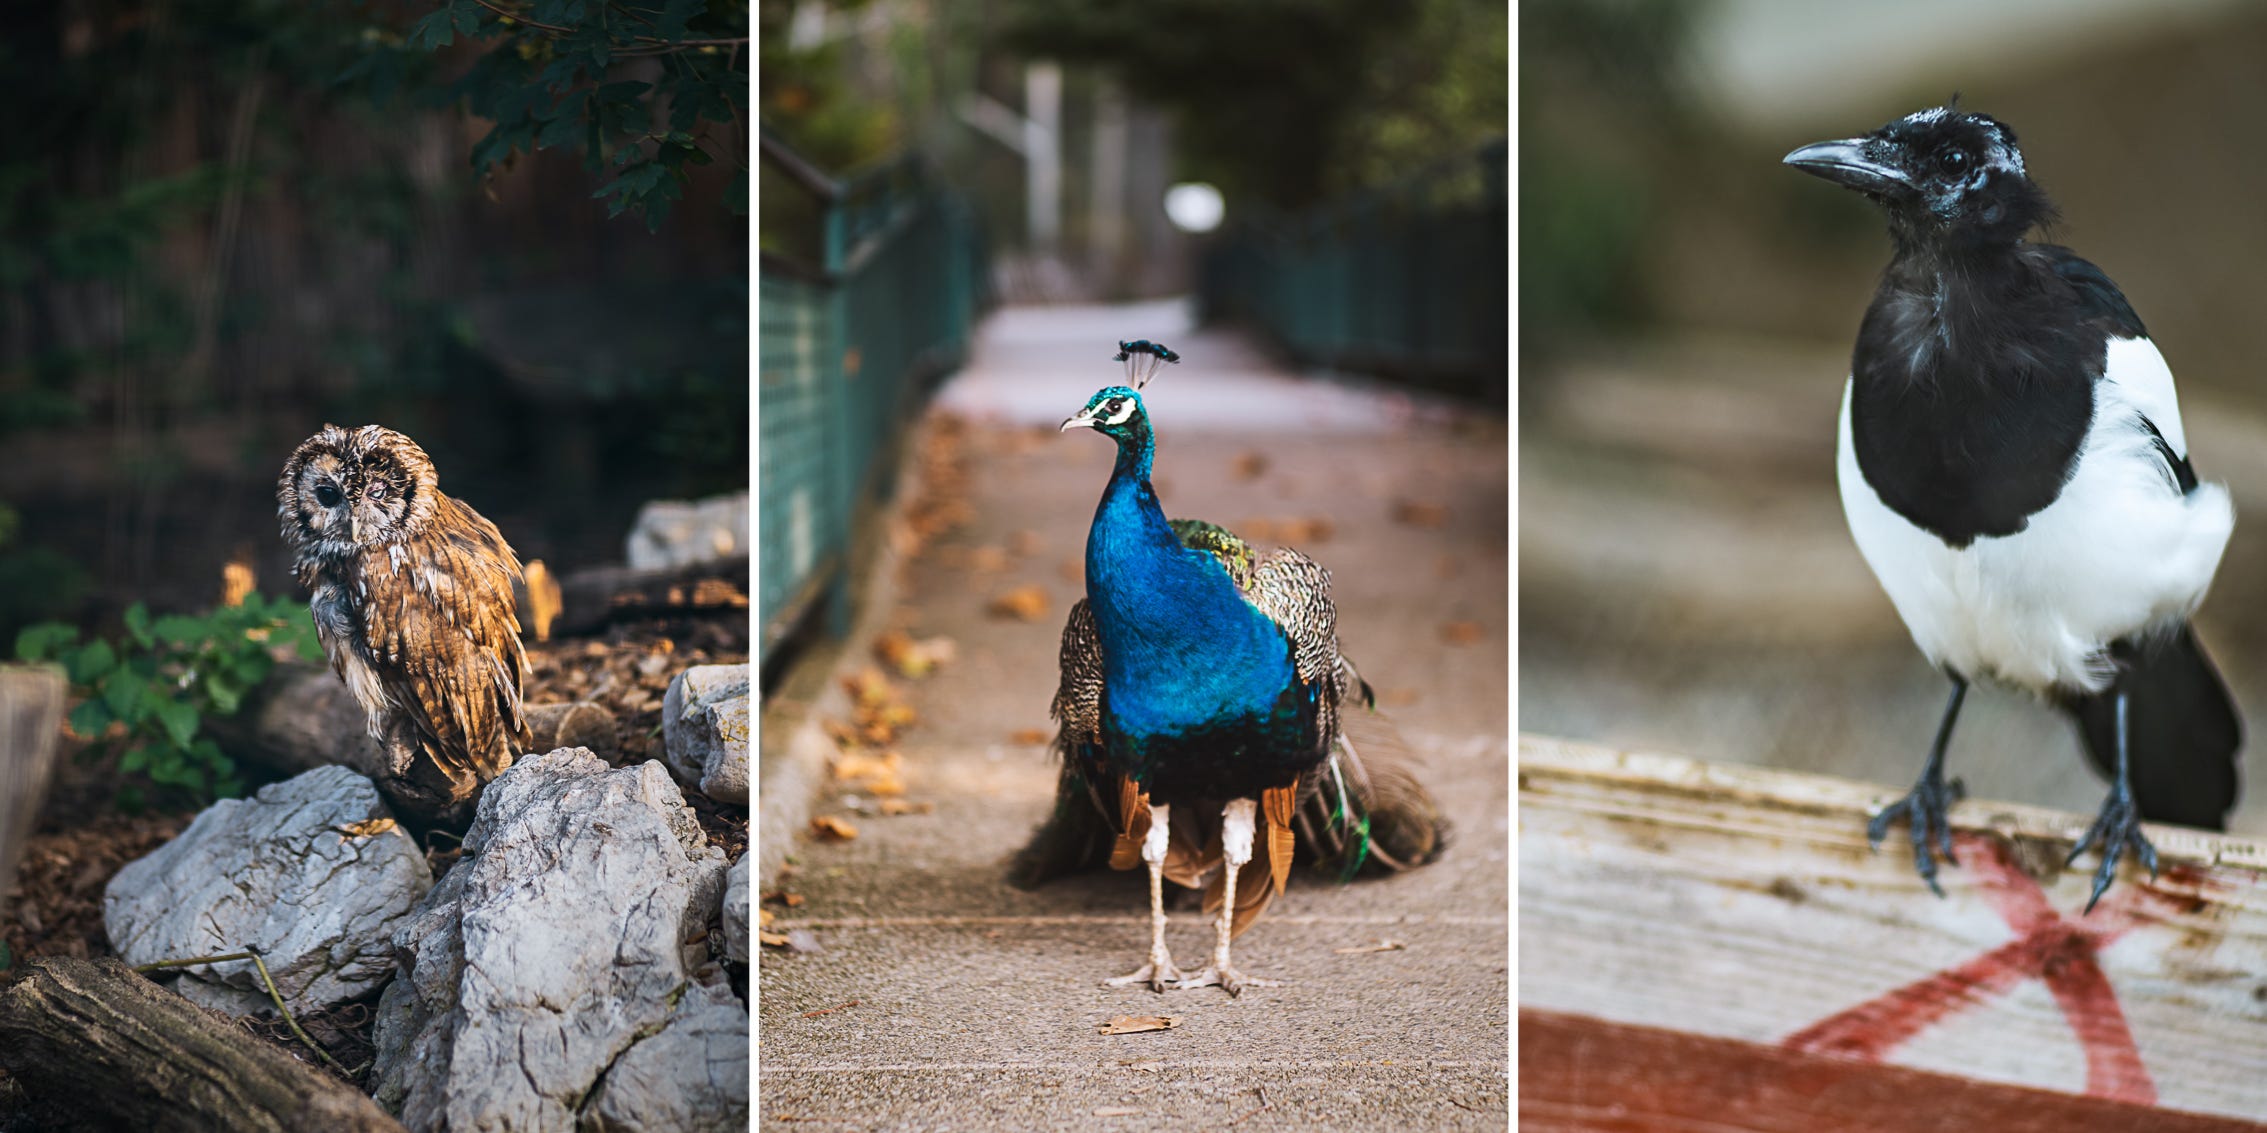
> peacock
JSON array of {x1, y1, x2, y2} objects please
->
[{"x1": 1011, "y1": 341, "x2": 1445, "y2": 995}]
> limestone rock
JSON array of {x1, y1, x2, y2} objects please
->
[
  {"x1": 721, "y1": 855, "x2": 749, "y2": 965},
  {"x1": 370, "y1": 748, "x2": 729, "y2": 1133},
  {"x1": 661, "y1": 665, "x2": 750, "y2": 806},
  {"x1": 625, "y1": 493, "x2": 748, "y2": 572},
  {"x1": 577, "y1": 980, "x2": 748, "y2": 1133},
  {"x1": 103, "y1": 765, "x2": 430, "y2": 1016}
]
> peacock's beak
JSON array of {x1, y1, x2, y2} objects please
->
[{"x1": 1060, "y1": 413, "x2": 1096, "y2": 433}]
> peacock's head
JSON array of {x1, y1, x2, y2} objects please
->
[{"x1": 1060, "y1": 385, "x2": 1148, "y2": 444}]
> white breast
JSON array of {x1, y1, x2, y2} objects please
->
[{"x1": 1836, "y1": 336, "x2": 2233, "y2": 695}]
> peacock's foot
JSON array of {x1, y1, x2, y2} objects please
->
[
  {"x1": 1169, "y1": 965, "x2": 1283, "y2": 998},
  {"x1": 1103, "y1": 957, "x2": 1187, "y2": 993},
  {"x1": 2066, "y1": 790, "x2": 2159, "y2": 915},
  {"x1": 1867, "y1": 772, "x2": 1965, "y2": 897}
]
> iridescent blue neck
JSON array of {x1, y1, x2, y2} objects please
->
[{"x1": 1083, "y1": 423, "x2": 1294, "y2": 739}]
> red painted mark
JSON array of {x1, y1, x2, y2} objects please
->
[{"x1": 1783, "y1": 833, "x2": 2204, "y2": 1105}]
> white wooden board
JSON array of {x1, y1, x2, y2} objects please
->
[{"x1": 1519, "y1": 734, "x2": 2267, "y2": 1123}]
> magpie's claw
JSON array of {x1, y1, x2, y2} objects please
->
[
  {"x1": 1870, "y1": 773, "x2": 1964, "y2": 897},
  {"x1": 2068, "y1": 790, "x2": 2158, "y2": 914}
]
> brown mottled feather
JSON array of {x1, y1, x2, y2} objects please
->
[{"x1": 277, "y1": 425, "x2": 530, "y2": 790}]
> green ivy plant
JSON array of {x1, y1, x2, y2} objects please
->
[
  {"x1": 342, "y1": 0, "x2": 750, "y2": 230},
  {"x1": 14, "y1": 592, "x2": 322, "y2": 808}
]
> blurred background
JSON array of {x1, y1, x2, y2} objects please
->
[
  {"x1": 757, "y1": 0, "x2": 1508, "y2": 673},
  {"x1": 0, "y1": 0, "x2": 749, "y2": 650},
  {"x1": 1520, "y1": 0, "x2": 2267, "y2": 834}
]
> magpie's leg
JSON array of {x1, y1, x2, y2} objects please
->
[
  {"x1": 1103, "y1": 802, "x2": 1186, "y2": 991},
  {"x1": 1869, "y1": 675, "x2": 1970, "y2": 896},
  {"x1": 1172, "y1": 798, "x2": 1282, "y2": 997},
  {"x1": 2066, "y1": 689, "x2": 2160, "y2": 914}
]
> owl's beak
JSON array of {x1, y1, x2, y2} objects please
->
[{"x1": 348, "y1": 515, "x2": 360, "y2": 543}]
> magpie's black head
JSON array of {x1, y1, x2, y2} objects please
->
[{"x1": 1784, "y1": 104, "x2": 2052, "y2": 248}]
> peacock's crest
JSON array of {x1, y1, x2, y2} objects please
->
[{"x1": 1113, "y1": 338, "x2": 1179, "y2": 389}]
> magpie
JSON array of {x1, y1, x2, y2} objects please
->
[{"x1": 1784, "y1": 104, "x2": 2243, "y2": 911}]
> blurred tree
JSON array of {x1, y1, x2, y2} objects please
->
[
  {"x1": 1519, "y1": 0, "x2": 1698, "y2": 359},
  {"x1": 344, "y1": 0, "x2": 750, "y2": 229},
  {"x1": 1001, "y1": 0, "x2": 1503, "y2": 208},
  {"x1": 756, "y1": 0, "x2": 903, "y2": 173}
]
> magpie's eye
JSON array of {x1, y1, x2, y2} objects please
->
[
  {"x1": 314, "y1": 484, "x2": 342, "y2": 507},
  {"x1": 1939, "y1": 147, "x2": 1970, "y2": 175},
  {"x1": 368, "y1": 480, "x2": 389, "y2": 501}
]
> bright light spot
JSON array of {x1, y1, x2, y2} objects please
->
[{"x1": 1163, "y1": 182, "x2": 1224, "y2": 234}]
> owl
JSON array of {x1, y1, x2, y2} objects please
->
[{"x1": 277, "y1": 424, "x2": 531, "y2": 802}]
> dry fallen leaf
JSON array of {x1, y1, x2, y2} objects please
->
[
  {"x1": 1098, "y1": 1015, "x2": 1182, "y2": 1035},
  {"x1": 1231, "y1": 451, "x2": 1269, "y2": 481},
  {"x1": 967, "y1": 546, "x2": 1011, "y2": 572},
  {"x1": 1441, "y1": 621, "x2": 1484, "y2": 646},
  {"x1": 874, "y1": 631, "x2": 958, "y2": 679},
  {"x1": 763, "y1": 891, "x2": 806, "y2": 908},
  {"x1": 1010, "y1": 728, "x2": 1050, "y2": 745},
  {"x1": 759, "y1": 908, "x2": 775, "y2": 928},
  {"x1": 809, "y1": 815, "x2": 859, "y2": 842},
  {"x1": 1334, "y1": 939, "x2": 1407, "y2": 954},
  {"x1": 989, "y1": 585, "x2": 1050, "y2": 621},
  {"x1": 335, "y1": 817, "x2": 398, "y2": 840},
  {"x1": 1393, "y1": 500, "x2": 1449, "y2": 528},
  {"x1": 1010, "y1": 529, "x2": 1045, "y2": 556},
  {"x1": 758, "y1": 931, "x2": 791, "y2": 949},
  {"x1": 878, "y1": 799, "x2": 935, "y2": 816},
  {"x1": 833, "y1": 751, "x2": 904, "y2": 781}
]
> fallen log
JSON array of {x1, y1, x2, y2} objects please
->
[
  {"x1": 206, "y1": 662, "x2": 616, "y2": 825},
  {"x1": 0, "y1": 956, "x2": 405, "y2": 1133}
]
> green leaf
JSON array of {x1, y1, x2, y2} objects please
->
[
  {"x1": 153, "y1": 698, "x2": 199, "y2": 750},
  {"x1": 67, "y1": 638, "x2": 116, "y2": 685},
  {"x1": 15, "y1": 622, "x2": 78, "y2": 662},
  {"x1": 68, "y1": 697, "x2": 111, "y2": 738},
  {"x1": 207, "y1": 676, "x2": 242, "y2": 716},
  {"x1": 124, "y1": 602, "x2": 153, "y2": 648},
  {"x1": 152, "y1": 614, "x2": 205, "y2": 646},
  {"x1": 119, "y1": 745, "x2": 151, "y2": 774},
  {"x1": 101, "y1": 669, "x2": 150, "y2": 720},
  {"x1": 408, "y1": 9, "x2": 456, "y2": 51}
]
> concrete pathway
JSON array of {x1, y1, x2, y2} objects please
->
[{"x1": 758, "y1": 300, "x2": 1510, "y2": 1130}]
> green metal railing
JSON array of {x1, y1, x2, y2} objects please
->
[
  {"x1": 1200, "y1": 140, "x2": 1507, "y2": 398},
  {"x1": 759, "y1": 134, "x2": 985, "y2": 661}
]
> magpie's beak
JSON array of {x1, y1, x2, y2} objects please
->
[
  {"x1": 1060, "y1": 412, "x2": 1096, "y2": 433},
  {"x1": 1783, "y1": 138, "x2": 1912, "y2": 197}
]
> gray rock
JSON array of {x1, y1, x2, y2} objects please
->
[
  {"x1": 371, "y1": 748, "x2": 729, "y2": 1133},
  {"x1": 661, "y1": 665, "x2": 750, "y2": 806},
  {"x1": 720, "y1": 855, "x2": 749, "y2": 965},
  {"x1": 625, "y1": 493, "x2": 748, "y2": 572},
  {"x1": 103, "y1": 765, "x2": 430, "y2": 1015},
  {"x1": 577, "y1": 980, "x2": 748, "y2": 1133}
]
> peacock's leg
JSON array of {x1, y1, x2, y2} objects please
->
[
  {"x1": 1172, "y1": 798, "x2": 1283, "y2": 997},
  {"x1": 1103, "y1": 802, "x2": 1185, "y2": 991}
]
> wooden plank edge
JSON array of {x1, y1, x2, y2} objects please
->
[
  {"x1": 1518, "y1": 733, "x2": 2267, "y2": 872},
  {"x1": 1519, "y1": 1008, "x2": 2267, "y2": 1133}
]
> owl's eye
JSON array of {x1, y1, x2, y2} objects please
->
[
  {"x1": 315, "y1": 484, "x2": 343, "y2": 507},
  {"x1": 368, "y1": 481, "x2": 389, "y2": 501}
]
